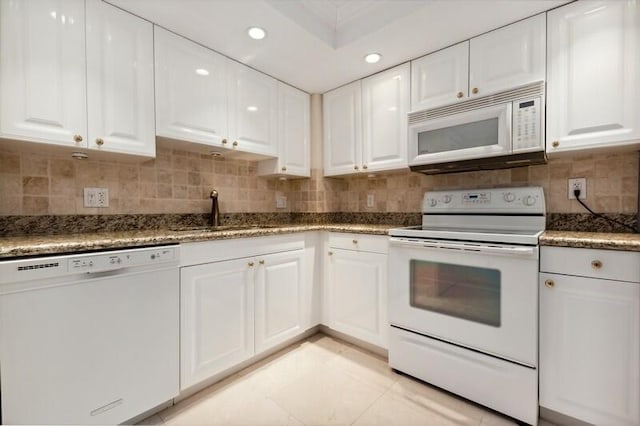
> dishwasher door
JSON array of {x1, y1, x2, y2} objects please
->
[{"x1": 0, "y1": 266, "x2": 179, "y2": 424}]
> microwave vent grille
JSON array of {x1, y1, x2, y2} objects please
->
[{"x1": 408, "y1": 81, "x2": 545, "y2": 124}]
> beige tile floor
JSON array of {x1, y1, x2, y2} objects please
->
[{"x1": 138, "y1": 334, "x2": 555, "y2": 426}]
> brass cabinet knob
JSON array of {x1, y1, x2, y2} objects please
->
[
  {"x1": 552, "y1": 141, "x2": 560, "y2": 148},
  {"x1": 281, "y1": 166, "x2": 287, "y2": 172},
  {"x1": 362, "y1": 164, "x2": 368, "y2": 170},
  {"x1": 73, "y1": 134, "x2": 83, "y2": 143},
  {"x1": 472, "y1": 87, "x2": 479, "y2": 95},
  {"x1": 221, "y1": 138, "x2": 228, "y2": 145},
  {"x1": 248, "y1": 261, "x2": 254, "y2": 267},
  {"x1": 233, "y1": 141, "x2": 238, "y2": 147},
  {"x1": 456, "y1": 91, "x2": 464, "y2": 99},
  {"x1": 354, "y1": 165, "x2": 359, "y2": 170},
  {"x1": 328, "y1": 251, "x2": 333, "y2": 256},
  {"x1": 259, "y1": 260, "x2": 265, "y2": 265},
  {"x1": 352, "y1": 239, "x2": 358, "y2": 244},
  {"x1": 591, "y1": 260, "x2": 603, "y2": 269},
  {"x1": 545, "y1": 279, "x2": 555, "y2": 288},
  {"x1": 95, "y1": 138, "x2": 104, "y2": 146}
]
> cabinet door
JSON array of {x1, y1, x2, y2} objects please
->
[
  {"x1": 180, "y1": 258, "x2": 254, "y2": 390},
  {"x1": 86, "y1": 0, "x2": 155, "y2": 157},
  {"x1": 323, "y1": 81, "x2": 362, "y2": 176},
  {"x1": 410, "y1": 42, "x2": 469, "y2": 111},
  {"x1": 154, "y1": 27, "x2": 228, "y2": 148},
  {"x1": 328, "y1": 248, "x2": 388, "y2": 348},
  {"x1": 540, "y1": 272, "x2": 640, "y2": 426},
  {"x1": 0, "y1": 0, "x2": 87, "y2": 147},
  {"x1": 469, "y1": 13, "x2": 546, "y2": 98},
  {"x1": 255, "y1": 250, "x2": 305, "y2": 353},
  {"x1": 362, "y1": 63, "x2": 410, "y2": 173},
  {"x1": 278, "y1": 82, "x2": 310, "y2": 176},
  {"x1": 227, "y1": 61, "x2": 278, "y2": 157},
  {"x1": 547, "y1": 1, "x2": 640, "y2": 154}
]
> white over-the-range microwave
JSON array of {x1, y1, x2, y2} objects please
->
[{"x1": 408, "y1": 81, "x2": 546, "y2": 174}]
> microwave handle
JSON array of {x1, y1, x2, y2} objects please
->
[{"x1": 389, "y1": 237, "x2": 536, "y2": 256}]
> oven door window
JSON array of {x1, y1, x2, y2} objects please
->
[{"x1": 410, "y1": 259, "x2": 501, "y2": 327}]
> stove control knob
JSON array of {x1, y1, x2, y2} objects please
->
[
  {"x1": 428, "y1": 198, "x2": 437, "y2": 207},
  {"x1": 442, "y1": 195, "x2": 452, "y2": 204},
  {"x1": 503, "y1": 192, "x2": 516, "y2": 203},
  {"x1": 523, "y1": 195, "x2": 536, "y2": 206}
]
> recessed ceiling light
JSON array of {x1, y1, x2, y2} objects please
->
[
  {"x1": 246, "y1": 105, "x2": 258, "y2": 112},
  {"x1": 247, "y1": 27, "x2": 266, "y2": 40},
  {"x1": 195, "y1": 68, "x2": 209, "y2": 76},
  {"x1": 364, "y1": 53, "x2": 381, "y2": 64}
]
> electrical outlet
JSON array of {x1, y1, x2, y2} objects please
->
[
  {"x1": 366, "y1": 193, "x2": 375, "y2": 208},
  {"x1": 84, "y1": 187, "x2": 109, "y2": 208},
  {"x1": 276, "y1": 195, "x2": 287, "y2": 209},
  {"x1": 568, "y1": 178, "x2": 587, "y2": 200}
]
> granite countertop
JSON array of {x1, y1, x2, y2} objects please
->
[
  {"x1": 4, "y1": 224, "x2": 640, "y2": 259},
  {"x1": 0, "y1": 224, "x2": 397, "y2": 259},
  {"x1": 540, "y1": 230, "x2": 640, "y2": 252}
]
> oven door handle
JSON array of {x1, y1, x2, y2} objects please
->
[{"x1": 389, "y1": 237, "x2": 536, "y2": 256}]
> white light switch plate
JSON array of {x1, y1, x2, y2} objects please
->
[
  {"x1": 366, "y1": 193, "x2": 375, "y2": 208},
  {"x1": 276, "y1": 195, "x2": 287, "y2": 209}
]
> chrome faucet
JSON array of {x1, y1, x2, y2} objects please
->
[{"x1": 209, "y1": 189, "x2": 220, "y2": 227}]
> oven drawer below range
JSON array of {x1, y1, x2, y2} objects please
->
[{"x1": 389, "y1": 327, "x2": 538, "y2": 425}]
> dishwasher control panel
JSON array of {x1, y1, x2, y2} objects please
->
[
  {"x1": 0, "y1": 245, "x2": 179, "y2": 285},
  {"x1": 68, "y1": 247, "x2": 177, "y2": 273}
]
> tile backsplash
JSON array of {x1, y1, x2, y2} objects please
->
[
  {"x1": 0, "y1": 144, "x2": 291, "y2": 215},
  {"x1": 312, "y1": 151, "x2": 639, "y2": 214},
  {"x1": 1, "y1": 145, "x2": 638, "y2": 216}
]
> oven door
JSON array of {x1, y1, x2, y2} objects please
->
[
  {"x1": 408, "y1": 103, "x2": 512, "y2": 165},
  {"x1": 388, "y1": 237, "x2": 538, "y2": 367}
]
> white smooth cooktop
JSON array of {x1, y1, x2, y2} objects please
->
[{"x1": 388, "y1": 226, "x2": 543, "y2": 245}]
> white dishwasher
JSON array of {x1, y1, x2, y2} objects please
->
[{"x1": 0, "y1": 245, "x2": 180, "y2": 425}]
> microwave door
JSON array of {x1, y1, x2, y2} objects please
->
[{"x1": 409, "y1": 103, "x2": 512, "y2": 165}]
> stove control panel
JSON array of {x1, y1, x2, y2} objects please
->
[{"x1": 423, "y1": 186, "x2": 545, "y2": 214}]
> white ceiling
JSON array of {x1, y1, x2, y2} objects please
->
[{"x1": 108, "y1": 0, "x2": 568, "y2": 94}]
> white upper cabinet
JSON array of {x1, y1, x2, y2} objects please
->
[
  {"x1": 324, "y1": 63, "x2": 409, "y2": 177},
  {"x1": 257, "y1": 82, "x2": 310, "y2": 177},
  {"x1": 86, "y1": 0, "x2": 155, "y2": 157},
  {"x1": 547, "y1": 0, "x2": 640, "y2": 154},
  {"x1": 410, "y1": 14, "x2": 545, "y2": 111},
  {"x1": 0, "y1": 0, "x2": 155, "y2": 157},
  {"x1": 154, "y1": 26, "x2": 228, "y2": 149},
  {"x1": 323, "y1": 81, "x2": 362, "y2": 176},
  {"x1": 227, "y1": 61, "x2": 278, "y2": 157},
  {"x1": 0, "y1": 0, "x2": 87, "y2": 147},
  {"x1": 362, "y1": 63, "x2": 410, "y2": 172},
  {"x1": 469, "y1": 13, "x2": 546, "y2": 98},
  {"x1": 411, "y1": 42, "x2": 469, "y2": 111}
]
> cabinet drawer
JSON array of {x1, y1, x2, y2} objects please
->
[
  {"x1": 541, "y1": 246, "x2": 640, "y2": 283},
  {"x1": 328, "y1": 233, "x2": 388, "y2": 254}
]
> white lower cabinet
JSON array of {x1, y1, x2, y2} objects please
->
[
  {"x1": 180, "y1": 257, "x2": 255, "y2": 391},
  {"x1": 539, "y1": 246, "x2": 640, "y2": 426},
  {"x1": 179, "y1": 235, "x2": 312, "y2": 391},
  {"x1": 326, "y1": 234, "x2": 388, "y2": 348},
  {"x1": 255, "y1": 250, "x2": 305, "y2": 353}
]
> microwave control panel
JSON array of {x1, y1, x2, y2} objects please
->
[{"x1": 512, "y1": 97, "x2": 541, "y2": 150}]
